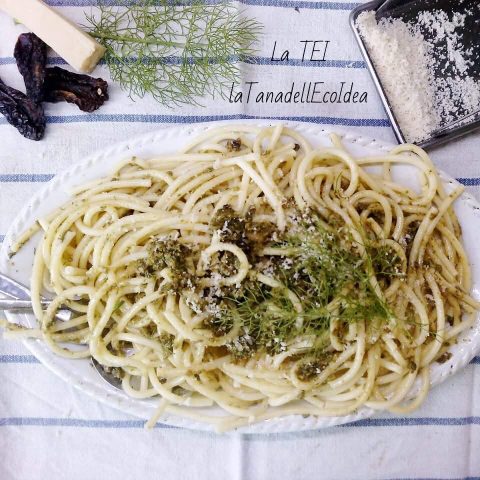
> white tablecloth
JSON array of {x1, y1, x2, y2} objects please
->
[{"x1": 1, "y1": 1, "x2": 479, "y2": 479}]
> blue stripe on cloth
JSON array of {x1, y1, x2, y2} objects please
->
[
  {"x1": 0, "y1": 174, "x2": 55, "y2": 182},
  {"x1": 0, "y1": 57, "x2": 60, "y2": 66},
  {"x1": 0, "y1": 114, "x2": 391, "y2": 127},
  {"x1": 384, "y1": 478, "x2": 480, "y2": 480},
  {"x1": 245, "y1": 57, "x2": 366, "y2": 68},
  {"x1": 0, "y1": 416, "x2": 479, "y2": 429},
  {"x1": 0, "y1": 417, "x2": 176, "y2": 429},
  {"x1": 344, "y1": 417, "x2": 480, "y2": 427},
  {"x1": 0, "y1": 235, "x2": 4, "y2": 243},
  {"x1": 0, "y1": 355, "x2": 39, "y2": 364},
  {"x1": 457, "y1": 178, "x2": 480, "y2": 187},
  {"x1": 45, "y1": 0, "x2": 361, "y2": 10},
  {"x1": 0, "y1": 56, "x2": 367, "y2": 69}
]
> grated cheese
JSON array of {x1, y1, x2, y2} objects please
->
[{"x1": 356, "y1": 8, "x2": 480, "y2": 143}]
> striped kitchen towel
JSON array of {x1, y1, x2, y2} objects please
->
[{"x1": 0, "y1": 1, "x2": 479, "y2": 479}]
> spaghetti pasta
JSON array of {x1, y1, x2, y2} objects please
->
[{"x1": 6, "y1": 125, "x2": 479, "y2": 431}]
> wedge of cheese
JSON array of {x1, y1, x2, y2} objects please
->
[{"x1": 0, "y1": 0, "x2": 105, "y2": 73}]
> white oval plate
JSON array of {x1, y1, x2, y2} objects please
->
[{"x1": 1, "y1": 120, "x2": 480, "y2": 434}]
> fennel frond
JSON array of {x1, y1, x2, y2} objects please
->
[{"x1": 85, "y1": 0, "x2": 263, "y2": 106}]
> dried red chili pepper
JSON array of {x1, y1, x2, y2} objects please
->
[
  {"x1": 14, "y1": 33, "x2": 48, "y2": 103},
  {"x1": 0, "y1": 78, "x2": 46, "y2": 141},
  {"x1": 44, "y1": 67, "x2": 109, "y2": 112}
]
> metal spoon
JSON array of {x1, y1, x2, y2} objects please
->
[{"x1": 91, "y1": 357, "x2": 123, "y2": 390}]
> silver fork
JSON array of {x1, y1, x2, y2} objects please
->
[
  {"x1": 0, "y1": 272, "x2": 122, "y2": 389},
  {"x1": 0, "y1": 273, "x2": 72, "y2": 321}
]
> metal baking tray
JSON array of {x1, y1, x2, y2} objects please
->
[{"x1": 350, "y1": 0, "x2": 480, "y2": 149}]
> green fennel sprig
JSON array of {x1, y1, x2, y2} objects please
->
[
  {"x1": 85, "y1": 1, "x2": 263, "y2": 106},
  {"x1": 216, "y1": 220, "x2": 399, "y2": 359}
]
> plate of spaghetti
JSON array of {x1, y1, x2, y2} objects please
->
[{"x1": 1, "y1": 121, "x2": 480, "y2": 433}]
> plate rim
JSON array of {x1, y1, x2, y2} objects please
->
[{"x1": 1, "y1": 119, "x2": 480, "y2": 434}]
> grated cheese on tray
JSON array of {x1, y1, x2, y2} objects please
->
[{"x1": 356, "y1": 8, "x2": 480, "y2": 143}]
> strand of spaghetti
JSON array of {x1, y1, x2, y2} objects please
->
[
  {"x1": 410, "y1": 186, "x2": 463, "y2": 265},
  {"x1": 349, "y1": 190, "x2": 393, "y2": 237},
  {"x1": 9, "y1": 221, "x2": 41, "y2": 254},
  {"x1": 428, "y1": 236, "x2": 458, "y2": 279},
  {"x1": 184, "y1": 376, "x2": 268, "y2": 417},
  {"x1": 328, "y1": 321, "x2": 366, "y2": 389},
  {"x1": 365, "y1": 368, "x2": 418, "y2": 410},
  {"x1": 436, "y1": 225, "x2": 472, "y2": 290},
  {"x1": 357, "y1": 155, "x2": 437, "y2": 206},
  {"x1": 234, "y1": 158, "x2": 285, "y2": 230},
  {"x1": 72, "y1": 179, "x2": 152, "y2": 197},
  {"x1": 155, "y1": 163, "x2": 214, "y2": 209},
  {"x1": 182, "y1": 170, "x2": 242, "y2": 214},
  {"x1": 145, "y1": 399, "x2": 169, "y2": 429},
  {"x1": 199, "y1": 242, "x2": 250, "y2": 286},
  {"x1": 119, "y1": 168, "x2": 173, "y2": 185},
  {"x1": 388, "y1": 367, "x2": 430, "y2": 414},
  {"x1": 310, "y1": 363, "x2": 369, "y2": 397},
  {"x1": 420, "y1": 272, "x2": 446, "y2": 366},
  {"x1": 402, "y1": 284, "x2": 430, "y2": 347},
  {"x1": 180, "y1": 126, "x2": 262, "y2": 152}
]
